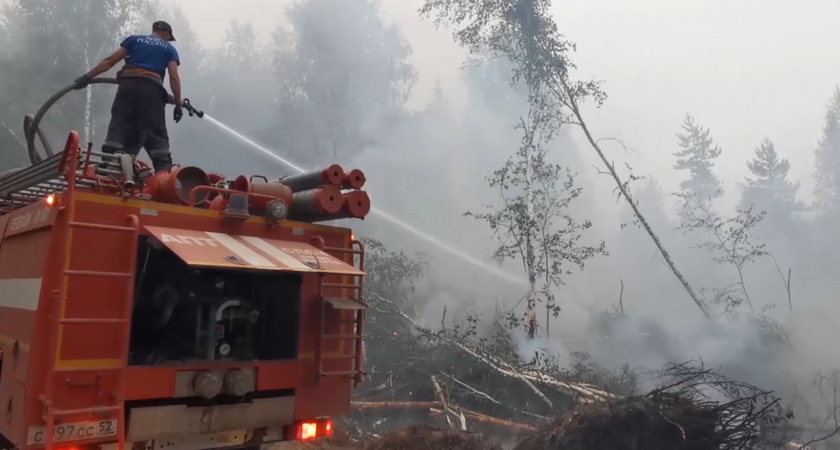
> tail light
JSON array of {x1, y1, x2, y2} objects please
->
[
  {"x1": 300, "y1": 422, "x2": 317, "y2": 440},
  {"x1": 288, "y1": 419, "x2": 333, "y2": 441}
]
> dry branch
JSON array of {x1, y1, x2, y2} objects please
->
[
  {"x1": 352, "y1": 401, "x2": 440, "y2": 411},
  {"x1": 439, "y1": 371, "x2": 549, "y2": 420},
  {"x1": 370, "y1": 293, "x2": 616, "y2": 405},
  {"x1": 351, "y1": 400, "x2": 537, "y2": 432},
  {"x1": 571, "y1": 105, "x2": 711, "y2": 320},
  {"x1": 430, "y1": 408, "x2": 537, "y2": 432},
  {"x1": 431, "y1": 375, "x2": 466, "y2": 430}
]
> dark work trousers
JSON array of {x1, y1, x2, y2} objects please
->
[{"x1": 103, "y1": 77, "x2": 173, "y2": 172}]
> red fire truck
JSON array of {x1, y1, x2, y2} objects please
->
[{"x1": 0, "y1": 83, "x2": 371, "y2": 450}]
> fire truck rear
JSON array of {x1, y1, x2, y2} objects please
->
[{"x1": 0, "y1": 97, "x2": 370, "y2": 450}]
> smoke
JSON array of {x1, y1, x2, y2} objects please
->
[
  {"x1": 3, "y1": 0, "x2": 839, "y2": 426},
  {"x1": 169, "y1": 0, "x2": 840, "y2": 417}
]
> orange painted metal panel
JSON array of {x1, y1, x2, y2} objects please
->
[
  {"x1": 294, "y1": 361, "x2": 352, "y2": 419},
  {"x1": 123, "y1": 367, "x2": 178, "y2": 400},
  {"x1": 0, "y1": 232, "x2": 50, "y2": 280},
  {"x1": 4, "y1": 200, "x2": 56, "y2": 238},
  {"x1": 144, "y1": 225, "x2": 364, "y2": 275},
  {"x1": 255, "y1": 361, "x2": 300, "y2": 391},
  {"x1": 2, "y1": 189, "x2": 362, "y2": 450}
]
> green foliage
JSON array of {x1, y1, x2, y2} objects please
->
[
  {"x1": 420, "y1": 0, "x2": 712, "y2": 319},
  {"x1": 0, "y1": 0, "x2": 417, "y2": 173},
  {"x1": 674, "y1": 115, "x2": 723, "y2": 200},
  {"x1": 813, "y1": 87, "x2": 840, "y2": 214},
  {"x1": 676, "y1": 192, "x2": 767, "y2": 314},
  {"x1": 356, "y1": 238, "x2": 635, "y2": 428},
  {"x1": 465, "y1": 122, "x2": 604, "y2": 278},
  {"x1": 420, "y1": 0, "x2": 606, "y2": 122},
  {"x1": 741, "y1": 138, "x2": 804, "y2": 221},
  {"x1": 363, "y1": 238, "x2": 429, "y2": 311}
]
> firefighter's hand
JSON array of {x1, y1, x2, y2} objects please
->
[
  {"x1": 173, "y1": 104, "x2": 183, "y2": 123},
  {"x1": 73, "y1": 74, "x2": 91, "y2": 90}
]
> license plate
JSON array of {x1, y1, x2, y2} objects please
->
[{"x1": 27, "y1": 419, "x2": 118, "y2": 445}]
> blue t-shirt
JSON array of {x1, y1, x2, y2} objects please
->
[{"x1": 120, "y1": 34, "x2": 180, "y2": 79}]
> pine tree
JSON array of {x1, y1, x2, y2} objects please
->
[
  {"x1": 674, "y1": 115, "x2": 724, "y2": 199},
  {"x1": 741, "y1": 138, "x2": 803, "y2": 220},
  {"x1": 813, "y1": 87, "x2": 840, "y2": 213}
]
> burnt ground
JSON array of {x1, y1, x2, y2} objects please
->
[
  {"x1": 361, "y1": 425, "x2": 501, "y2": 450},
  {"x1": 272, "y1": 426, "x2": 500, "y2": 450}
]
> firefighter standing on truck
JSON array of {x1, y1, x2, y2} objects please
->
[{"x1": 73, "y1": 21, "x2": 183, "y2": 173}]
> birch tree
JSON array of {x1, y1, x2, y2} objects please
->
[
  {"x1": 420, "y1": 0, "x2": 712, "y2": 319},
  {"x1": 465, "y1": 94, "x2": 605, "y2": 338}
]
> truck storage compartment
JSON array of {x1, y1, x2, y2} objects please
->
[{"x1": 129, "y1": 236, "x2": 302, "y2": 365}]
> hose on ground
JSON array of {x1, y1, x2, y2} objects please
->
[{"x1": 24, "y1": 78, "x2": 118, "y2": 165}]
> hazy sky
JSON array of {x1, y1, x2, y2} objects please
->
[{"x1": 167, "y1": 0, "x2": 840, "y2": 207}]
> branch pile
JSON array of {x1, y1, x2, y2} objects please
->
[
  {"x1": 515, "y1": 394, "x2": 716, "y2": 450},
  {"x1": 368, "y1": 291, "x2": 620, "y2": 404},
  {"x1": 514, "y1": 362, "x2": 788, "y2": 450},
  {"x1": 355, "y1": 240, "x2": 802, "y2": 448}
]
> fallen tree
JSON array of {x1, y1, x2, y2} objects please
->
[
  {"x1": 351, "y1": 360, "x2": 791, "y2": 449},
  {"x1": 351, "y1": 401, "x2": 538, "y2": 432},
  {"x1": 354, "y1": 239, "x2": 632, "y2": 435},
  {"x1": 351, "y1": 240, "x2": 840, "y2": 449},
  {"x1": 515, "y1": 362, "x2": 787, "y2": 450}
]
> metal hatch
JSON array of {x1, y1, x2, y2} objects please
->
[
  {"x1": 324, "y1": 297, "x2": 368, "y2": 310},
  {"x1": 145, "y1": 225, "x2": 364, "y2": 276}
]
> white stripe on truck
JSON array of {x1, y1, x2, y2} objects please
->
[
  {"x1": 205, "y1": 232, "x2": 277, "y2": 267},
  {"x1": 240, "y1": 236, "x2": 314, "y2": 271}
]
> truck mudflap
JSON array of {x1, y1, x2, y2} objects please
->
[{"x1": 126, "y1": 397, "x2": 295, "y2": 442}]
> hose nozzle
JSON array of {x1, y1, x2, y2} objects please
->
[{"x1": 182, "y1": 98, "x2": 204, "y2": 118}]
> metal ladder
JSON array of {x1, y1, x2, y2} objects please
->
[
  {"x1": 40, "y1": 215, "x2": 140, "y2": 450},
  {"x1": 317, "y1": 240, "x2": 366, "y2": 386}
]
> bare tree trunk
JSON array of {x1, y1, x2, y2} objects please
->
[
  {"x1": 351, "y1": 401, "x2": 538, "y2": 432},
  {"x1": 524, "y1": 116, "x2": 538, "y2": 339},
  {"x1": 619, "y1": 279, "x2": 625, "y2": 316},
  {"x1": 545, "y1": 298, "x2": 550, "y2": 337},
  {"x1": 502, "y1": 2, "x2": 712, "y2": 321},
  {"x1": 566, "y1": 95, "x2": 711, "y2": 320}
]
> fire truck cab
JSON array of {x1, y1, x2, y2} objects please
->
[{"x1": 0, "y1": 131, "x2": 368, "y2": 450}]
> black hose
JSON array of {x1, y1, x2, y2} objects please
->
[{"x1": 24, "y1": 78, "x2": 119, "y2": 165}]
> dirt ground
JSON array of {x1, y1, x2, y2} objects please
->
[
  {"x1": 270, "y1": 425, "x2": 501, "y2": 450},
  {"x1": 271, "y1": 440, "x2": 351, "y2": 450}
]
